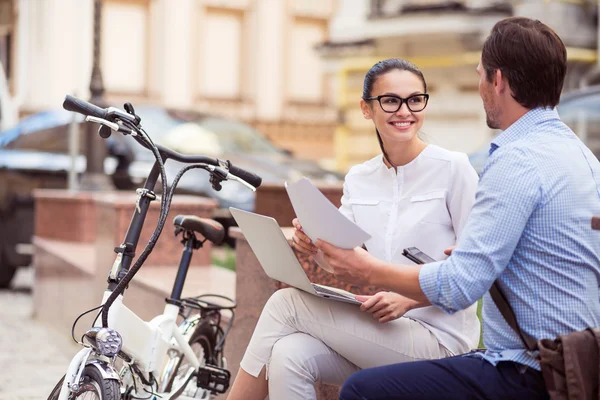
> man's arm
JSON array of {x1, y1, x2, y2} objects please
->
[
  {"x1": 370, "y1": 261, "x2": 428, "y2": 302},
  {"x1": 448, "y1": 153, "x2": 479, "y2": 237},
  {"x1": 318, "y1": 146, "x2": 542, "y2": 312},
  {"x1": 315, "y1": 241, "x2": 430, "y2": 301}
]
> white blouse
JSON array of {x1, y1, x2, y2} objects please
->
[{"x1": 339, "y1": 144, "x2": 481, "y2": 354}]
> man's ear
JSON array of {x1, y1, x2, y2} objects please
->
[
  {"x1": 360, "y1": 99, "x2": 373, "y2": 120},
  {"x1": 494, "y1": 69, "x2": 507, "y2": 96}
]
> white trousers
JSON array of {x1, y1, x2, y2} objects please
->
[{"x1": 240, "y1": 288, "x2": 452, "y2": 400}]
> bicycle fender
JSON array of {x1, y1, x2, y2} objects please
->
[{"x1": 87, "y1": 360, "x2": 120, "y2": 381}]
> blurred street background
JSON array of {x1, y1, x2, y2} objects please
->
[
  {"x1": 0, "y1": 268, "x2": 74, "y2": 399},
  {"x1": 0, "y1": 0, "x2": 599, "y2": 399}
]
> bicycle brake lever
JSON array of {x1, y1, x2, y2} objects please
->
[
  {"x1": 206, "y1": 165, "x2": 256, "y2": 192},
  {"x1": 208, "y1": 166, "x2": 228, "y2": 191},
  {"x1": 227, "y1": 174, "x2": 256, "y2": 192},
  {"x1": 85, "y1": 116, "x2": 119, "y2": 130}
]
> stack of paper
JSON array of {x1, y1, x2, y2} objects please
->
[{"x1": 285, "y1": 178, "x2": 371, "y2": 271}]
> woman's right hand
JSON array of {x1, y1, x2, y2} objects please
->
[{"x1": 291, "y1": 218, "x2": 318, "y2": 255}]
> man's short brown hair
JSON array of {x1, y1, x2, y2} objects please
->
[{"x1": 481, "y1": 17, "x2": 567, "y2": 109}]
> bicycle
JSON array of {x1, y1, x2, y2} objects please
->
[{"x1": 47, "y1": 95, "x2": 262, "y2": 400}]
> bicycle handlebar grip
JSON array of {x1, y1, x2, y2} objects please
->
[
  {"x1": 228, "y1": 164, "x2": 262, "y2": 188},
  {"x1": 63, "y1": 95, "x2": 107, "y2": 119}
]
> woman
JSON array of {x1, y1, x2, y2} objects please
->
[{"x1": 227, "y1": 59, "x2": 480, "y2": 400}]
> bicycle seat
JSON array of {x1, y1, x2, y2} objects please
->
[{"x1": 173, "y1": 215, "x2": 225, "y2": 245}]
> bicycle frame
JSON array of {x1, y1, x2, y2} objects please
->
[{"x1": 58, "y1": 159, "x2": 206, "y2": 399}]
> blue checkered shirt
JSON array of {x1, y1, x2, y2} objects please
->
[{"x1": 420, "y1": 107, "x2": 600, "y2": 370}]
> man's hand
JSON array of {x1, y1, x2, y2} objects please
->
[
  {"x1": 291, "y1": 218, "x2": 317, "y2": 255},
  {"x1": 355, "y1": 292, "x2": 418, "y2": 323},
  {"x1": 315, "y1": 239, "x2": 379, "y2": 286}
]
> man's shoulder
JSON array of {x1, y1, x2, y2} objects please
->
[{"x1": 495, "y1": 122, "x2": 578, "y2": 158}]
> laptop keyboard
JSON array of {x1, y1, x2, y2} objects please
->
[{"x1": 312, "y1": 284, "x2": 354, "y2": 299}]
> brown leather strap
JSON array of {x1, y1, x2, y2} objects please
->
[
  {"x1": 592, "y1": 216, "x2": 600, "y2": 231},
  {"x1": 490, "y1": 282, "x2": 538, "y2": 351}
]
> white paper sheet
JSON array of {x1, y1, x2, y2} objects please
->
[{"x1": 285, "y1": 178, "x2": 371, "y2": 250}]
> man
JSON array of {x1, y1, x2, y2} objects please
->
[{"x1": 316, "y1": 17, "x2": 600, "y2": 399}]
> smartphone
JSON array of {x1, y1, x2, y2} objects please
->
[{"x1": 402, "y1": 247, "x2": 436, "y2": 265}]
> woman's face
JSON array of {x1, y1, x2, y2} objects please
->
[{"x1": 361, "y1": 69, "x2": 427, "y2": 145}]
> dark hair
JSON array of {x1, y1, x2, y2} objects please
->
[
  {"x1": 481, "y1": 17, "x2": 567, "y2": 109},
  {"x1": 362, "y1": 59, "x2": 427, "y2": 164}
]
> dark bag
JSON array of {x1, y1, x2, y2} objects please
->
[{"x1": 490, "y1": 282, "x2": 600, "y2": 400}]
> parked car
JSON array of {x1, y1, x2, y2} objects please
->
[
  {"x1": 0, "y1": 105, "x2": 342, "y2": 287},
  {"x1": 468, "y1": 85, "x2": 600, "y2": 174},
  {"x1": 559, "y1": 85, "x2": 600, "y2": 155}
]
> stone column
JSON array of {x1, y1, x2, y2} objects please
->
[
  {"x1": 161, "y1": 0, "x2": 194, "y2": 109},
  {"x1": 253, "y1": 0, "x2": 286, "y2": 121}
]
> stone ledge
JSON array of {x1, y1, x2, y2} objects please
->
[
  {"x1": 33, "y1": 189, "x2": 219, "y2": 267},
  {"x1": 34, "y1": 190, "x2": 97, "y2": 243},
  {"x1": 33, "y1": 237, "x2": 99, "y2": 339},
  {"x1": 33, "y1": 237, "x2": 96, "y2": 278},
  {"x1": 33, "y1": 236, "x2": 235, "y2": 336}
]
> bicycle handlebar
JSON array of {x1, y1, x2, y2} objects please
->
[
  {"x1": 63, "y1": 95, "x2": 107, "y2": 120},
  {"x1": 227, "y1": 163, "x2": 262, "y2": 188},
  {"x1": 132, "y1": 136, "x2": 261, "y2": 187},
  {"x1": 62, "y1": 95, "x2": 263, "y2": 188}
]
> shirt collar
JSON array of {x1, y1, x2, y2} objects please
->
[{"x1": 489, "y1": 107, "x2": 560, "y2": 155}]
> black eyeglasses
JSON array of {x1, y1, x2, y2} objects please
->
[{"x1": 364, "y1": 94, "x2": 429, "y2": 113}]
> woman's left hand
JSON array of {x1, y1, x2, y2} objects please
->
[{"x1": 355, "y1": 292, "x2": 419, "y2": 323}]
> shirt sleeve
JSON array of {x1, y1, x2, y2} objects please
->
[
  {"x1": 419, "y1": 145, "x2": 542, "y2": 314},
  {"x1": 447, "y1": 153, "x2": 479, "y2": 239}
]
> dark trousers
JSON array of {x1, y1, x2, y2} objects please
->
[{"x1": 339, "y1": 355, "x2": 549, "y2": 400}]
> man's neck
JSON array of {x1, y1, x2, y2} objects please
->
[{"x1": 499, "y1": 103, "x2": 532, "y2": 131}]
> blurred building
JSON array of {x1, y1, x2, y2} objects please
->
[
  {"x1": 0, "y1": 0, "x2": 339, "y2": 166},
  {"x1": 1, "y1": 0, "x2": 598, "y2": 173},
  {"x1": 320, "y1": 0, "x2": 600, "y2": 171}
]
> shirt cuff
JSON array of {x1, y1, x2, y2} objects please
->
[{"x1": 419, "y1": 260, "x2": 444, "y2": 306}]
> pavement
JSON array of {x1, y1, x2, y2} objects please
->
[{"x1": 0, "y1": 267, "x2": 77, "y2": 400}]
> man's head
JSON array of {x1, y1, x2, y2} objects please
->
[{"x1": 477, "y1": 17, "x2": 567, "y2": 130}]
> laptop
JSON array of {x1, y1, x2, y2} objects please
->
[{"x1": 230, "y1": 207, "x2": 362, "y2": 305}]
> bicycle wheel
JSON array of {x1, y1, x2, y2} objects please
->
[
  {"x1": 167, "y1": 321, "x2": 217, "y2": 396},
  {"x1": 47, "y1": 366, "x2": 120, "y2": 400}
]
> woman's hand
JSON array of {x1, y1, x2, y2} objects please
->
[
  {"x1": 291, "y1": 218, "x2": 317, "y2": 255},
  {"x1": 355, "y1": 292, "x2": 419, "y2": 323}
]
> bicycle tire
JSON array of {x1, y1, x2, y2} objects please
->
[
  {"x1": 47, "y1": 366, "x2": 120, "y2": 400},
  {"x1": 47, "y1": 375, "x2": 64, "y2": 400}
]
